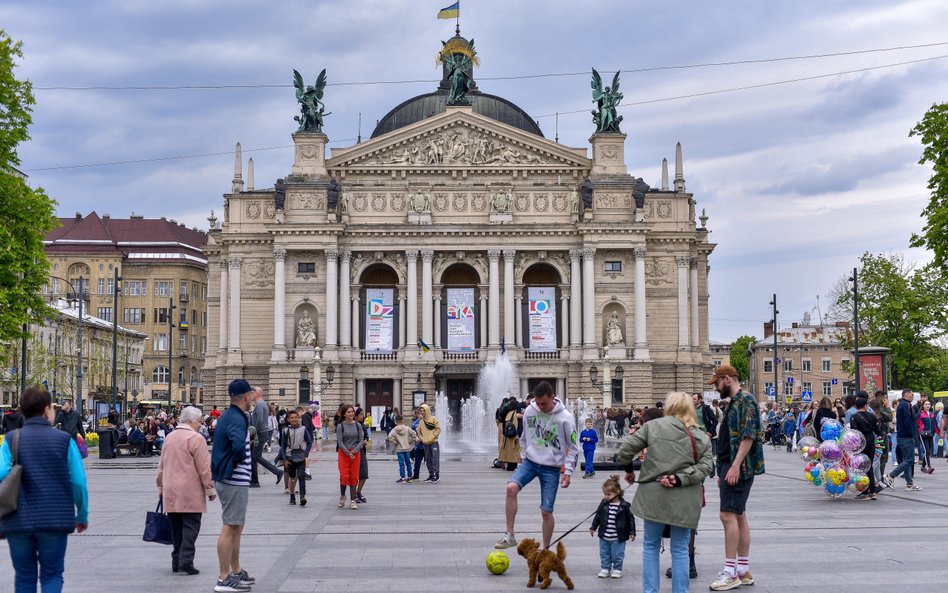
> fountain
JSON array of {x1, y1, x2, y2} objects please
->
[{"x1": 434, "y1": 354, "x2": 519, "y2": 453}]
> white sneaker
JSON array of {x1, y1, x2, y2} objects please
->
[
  {"x1": 494, "y1": 533, "x2": 517, "y2": 549},
  {"x1": 610, "y1": 570, "x2": 622, "y2": 579},
  {"x1": 337, "y1": 496, "x2": 345, "y2": 508},
  {"x1": 709, "y1": 570, "x2": 742, "y2": 591},
  {"x1": 598, "y1": 569, "x2": 610, "y2": 578}
]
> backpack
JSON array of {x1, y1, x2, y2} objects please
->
[{"x1": 503, "y1": 418, "x2": 518, "y2": 438}]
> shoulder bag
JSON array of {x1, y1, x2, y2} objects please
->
[
  {"x1": 142, "y1": 497, "x2": 173, "y2": 545},
  {"x1": 0, "y1": 430, "x2": 23, "y2": 519}
]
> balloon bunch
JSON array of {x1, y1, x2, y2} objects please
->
[{"x1": 797, "y1": 419, "x2": 869, "y2": 498}]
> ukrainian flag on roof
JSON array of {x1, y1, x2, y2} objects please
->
[{"x1": 438, "y1": 1, "x2": 459, "y2": 19}]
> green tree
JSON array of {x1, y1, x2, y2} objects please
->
[
  {"x1": 729, "y1": 335, "x2": 756, "y2": 383},
  {"x1": 0, "y1": 31, "x2": 58, "y2": 342},
  {"x1": 910, "y1": 103, "x2": 948, "y2": 267},
  {"x1": 832, "y1": 252, "x2": 948, "y2": 392}
]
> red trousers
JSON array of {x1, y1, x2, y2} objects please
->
[{"x1": 338, "y1": 450, "x2": 361, "y2": 486}]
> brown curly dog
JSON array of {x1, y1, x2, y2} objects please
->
[{"x1": 516, "y1": 538, "x2": 574, "y2": 590}]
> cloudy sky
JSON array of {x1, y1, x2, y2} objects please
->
[{"x1": 6, "y1": 0, "x2": 947, "y2": 343}]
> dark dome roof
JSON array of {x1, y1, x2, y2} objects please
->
[{"x1": 371, "y1": 90, "x2": 544, "y2": 138}]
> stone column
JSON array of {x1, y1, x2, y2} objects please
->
[
  {"x1": 514, "y1": 294, "x2": 523, "y2": 350},
  {"x1": 690, "y1": 258, "x2": 699, "y2": 349},
  {"x1": 325, "y1": 249, "x2": 339, "y2": 348},
  {"x1": 582, "y1": 247, "x2": 596, "y2": 348},
  {"x1": 351, "y1": 295, "x2": 361, "y2": 350},
  {"x1": 520, "y1": 378, "x2": 529, "y2": 398},
  {"x1": 421, "y1": 250, "x2": 434, "y2": 346},
  {"x1": 569, "y1": 249, "x2": 582, "y2": 348},
  {"x1": 676, "y1": 256, "x2": 690, "y2": 349},
  {"x1": 399, "y1": 294, "x2": 407, "y2": 348},
  {"x1": 356, "y1": 378, "x2": 365, "y2": 408},
  {"x1": 633, "y1": 247, "x2": 650, "y2": 360},
  {"x1": 394, "y1": 378, "x2": 402, "y2": 410},
  {"x1": 503, "y1": 250, "x2": 516, "y2": 347},
  {"x1": 556, "y1": 377, "x2": 566, "y2": 399},
  {"x1": 433, "y1": 293, "x2": 442, "y2": 349},
  {"x1": 560, "y1": 292, "x2": 569, "y2": 348},
  {"x1": 273, "y1": 247, "x2": 287, "y2": 350},
  {"x1": 479, "y1": 292, "x2": 488, "y2": 349},
  {"x1": 228, "y1": 257, "x2": 242, "y2": 352},
  {"x1": 339, "y1": 251, "x2": 351, "y2": 348},
  {"x1": 487, "y1": 250, "x2": 501, "y2": 348},
  {"x1": 218, "y1": 260, "x2": 228, "y2": 352},
  {"x1": 406, "y1": 251, "x2": 418, "y2": 349}
]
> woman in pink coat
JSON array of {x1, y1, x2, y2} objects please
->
[{"x1": 156, "y1": 406, "x2": 216, "y2": 575}]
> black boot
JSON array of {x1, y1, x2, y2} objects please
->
[{"x1": 689, "y1": 555, "x2": 697, "y2": 579}]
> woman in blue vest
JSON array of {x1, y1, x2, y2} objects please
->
[{"x1": 0, "y1": 385, "x2": 89, "y2": 593}]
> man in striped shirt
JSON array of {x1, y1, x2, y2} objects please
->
[{"x1": 211, "y1": 380, "x2": 256, "y2": 592}]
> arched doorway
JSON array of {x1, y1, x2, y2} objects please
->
[
  {"x1": 439, "y1": 263, "x2": 482, "y2": 352},
  {"x1": 521, "y1": 263, "x2": 562, "y2": 351}
]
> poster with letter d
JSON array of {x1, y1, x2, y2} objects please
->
[
  {"x1": 365, "y1": 288, "x2": 394, "y2": 352},
  {"x1": 528, "y1": 287, "x2": 557, "y2": 351}
]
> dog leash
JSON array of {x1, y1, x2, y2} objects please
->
[{"x1": 545, "y1": 477, "x2": 649, "y2": 549}]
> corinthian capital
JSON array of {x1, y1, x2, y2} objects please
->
[
  {"x1": 633, "y1": 246, "x2": 647, "y2": 260},
  {"x1": 569, "y1": 248, "x2": 582, "y2": 262},
  {"x1": 325, "y1": 249, "x2": 339, "y2": 263},
  {"x1": 675, "y1": 256, "x2": 689, "y2": 268},
  {"x1": 421, "y1": 249, "x2": 434, "y2": 263},
  {"x1": 487, "y1": 249, "x2": 501, "y2": 262},
  {"x1": 582, "y1": 247, "x2": 596, "y2": 261},
  {"x1": 229, "y1": 257, "x2": 243, "y2": 269},
  {"x1": 273, "y1": 247, "x2": 287, "y2": 262},
  {"x1": 406, "y1": 249, "x2": 419, "y2": 263}
]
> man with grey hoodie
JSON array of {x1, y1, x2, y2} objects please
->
[{"x1": 495, "y1": 381, "x2": 578, "y2": 550}]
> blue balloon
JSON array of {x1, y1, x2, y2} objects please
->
[{"x1": 820, "y1": 419, "x2": 843, "y2": 442}]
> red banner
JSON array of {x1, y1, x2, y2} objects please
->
[{"x1": 859, "y1": 354, "x2": 884, "y2": 393}]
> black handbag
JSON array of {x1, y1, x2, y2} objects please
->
[
  {"x1": 0, "y1": 430, "x2": 23, "y2": 519},
  {"x1": 142, "y1": 497, "x2": 173, "y2": 545}
]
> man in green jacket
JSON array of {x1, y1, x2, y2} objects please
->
[{"x1": 707, "y1": 365, "x2": 765, "y2": 591}]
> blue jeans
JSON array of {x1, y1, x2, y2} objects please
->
[
  {"x1": 396, "y1": 451, "x2": 412, "y2": 479},
  {"x1": 510, "y1": 458, "x2": 561, "y2": 512},
  {"x1": 643, "y1": 519, "x2": 690, "y2": 593},
  {"x1": 598, "y1": 539, "x2": 626, "y2": 571},
  {"x1": 583, "y1": 447, "x2": 596, "y2": 474},
  {"x1": 6, "y1": 531, "x2": 69, "y2": 593},
  {"x1": 889, "y1": 437, "x2": 917, "y2": 485}
]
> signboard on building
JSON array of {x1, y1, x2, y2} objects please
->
[
  {"x1": 528, "y1": 287, "x2": 557, "y2": 351},
  {"x1": 446, "y1": 288, "x2": 476, "y2": 352},
  {"x1": 365, "y1": 288, "x2": 394, "y2": 352}
]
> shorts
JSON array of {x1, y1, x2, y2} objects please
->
[
  {"x1": 510, "y1": 457, "x2": 560, "y2": 513},
  {"x1": 216, "y1": 481, "x2": 249, "y2": 526},
  {"x1": 718, "y1": 462, "x2": 754, "y2": 514},
  {"x1": 286, "y1": 460, "x2": 305, "y2": 479}
]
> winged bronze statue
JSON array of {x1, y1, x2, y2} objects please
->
[
  {"x1": 591, "y1": 68, "x2": 623, "y2": 134},
  {"x1": 293, "y1": 68, "x2": 330, "y2": 133}
]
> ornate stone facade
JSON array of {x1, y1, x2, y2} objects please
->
[{"x1": 205, "y1": 62, "x2": 714, "y2": 415}]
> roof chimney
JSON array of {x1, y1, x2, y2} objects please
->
[
  {"x1": 763, "y1": 321, "x2": 774, "y2": 339},
  {"x1": 102, "y1": 213, "x2": 110, "y2": 220},
  {"x1": 75, "y1": 212, "x2": 82, "y2": 221},
  {"x1": 160, "y1": 216, "x2": 167, "y2": 221},
  {"x1": 130, "y1": 213, "x2": 144, "y2": 219}
]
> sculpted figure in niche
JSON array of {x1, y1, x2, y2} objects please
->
[
  {"x1": 491, "y1": 189, "x2": 512, "y2": 213},
  {"x1": 340, "y1": 190, "x2": 350, "y2": 213},
  {"x1": 296, "y1": 310, "x2": 317, "y2": 347},
  {"x1": 570, "y1": 189, "x2": 580, "y2": 214},
  {"x1": 605, "y1": 311, "x2": 624, "y2": 345}
]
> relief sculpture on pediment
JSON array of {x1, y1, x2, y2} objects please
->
[{"x1": 373, "y1": 126, "x2": 551, "y2": 167}]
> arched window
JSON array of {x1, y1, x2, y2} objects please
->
[{"x1": 152, "y1": 366, "x2": 169, "y2": 383}]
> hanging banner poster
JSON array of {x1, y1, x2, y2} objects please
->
[
  {"x1": 365, "y1": 288, "x2": 394, "y2": 352},
  {"x1": 446, "y1": 288, "x2": 476, "y2": 351},
  {"x1": 528, "y1": 287, "x2": 557, "y2": 351}
]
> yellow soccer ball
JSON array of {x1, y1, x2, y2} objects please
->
[{"x1": 486, "y1": 550, "x2": 510, "y2": 575}]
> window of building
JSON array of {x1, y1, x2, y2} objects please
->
[
  {"x1": 802, "y1": 381, "x2": 812, "y2": 395},
  {"x1": 298, "y1": 262, "x2": 316, "y2": 274},
  {"x1": 179, "y1": 334, "x2": 186, "y2": 350},
  {"x1": 125, "y1": 280, "x2": 146, "y2": 296},
  {"x1": 200, "y1": 336, "x2": 206, "y2": 353},
  {"x1": 191, "y1": 309, "x2": 196, "y2": 324},
  {"x1": 604, "y1": 261, "x2": 622, "y2": 272},
  {"x1": 764, "y1": 382, "x2": 774, "y2": 396},
  {"x1": 783, "y1": 359, "x2": 793, "y2": 372},
  {"x1": 179, "y1": 282, "x2": 188, "y2": 300},
  {"x1": 821, "y1": 358, "x2": 831, "y2": 372},
  {"x1": 842, "y1": 384, "x2": 851, "y2": 397},
  {"x1": 201, "y1": 311, "x2": 207, "y2": 327},
  {"x1": 154, "y1": 334, "x2": 167, "y2": 351},
  {"x1": 840, "y1": 358, "x2": 850, "y2": 372},
  {"x1": 152, "y1": 366, "x2": 169, "y2": 383},
  {"x1": 763, "y1": 360, "x2": 773, "y2": 373},
  {"x1": 154, "y1": 281, "x2": 173, "y2": 297},
  {"x1": 784, "y1": 381, "x2": 794, "y2": 396},
  {"x1": 97, "y1": 278, "x2": 106, "y2": 294},
  {"x1": 96, "y1": 307, "x2": 112, "y2": 322},
  {"x1": 155, "y1": 308, "x2": 169, "y2": 323},
  {"x1": 802, "y1": 359, "x2": 812, "y2": 372},
  {"x1": 123, "y1": 308, "x2": 144, "y2": 324},
  {"x1": 713, "y1": 359, "x2": 722, "y2": 367},
  {"x1": 51, "y1": 278, "x2": 61, "y2": 294},
  {"x1": 822, "y1": 381, "x2": 832, "y2": 396},
  {"x1": 178, "y1": 366, "x2": 185, "y2": 385}
]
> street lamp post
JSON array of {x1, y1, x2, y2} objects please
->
[
  {"x1": 849, "y1": 267, "x2": 861, "y2": 394},
  {"x1": 76, "y1": 276, "x2": 85, "y2": 417},
  {"x1": 769, "y1": 294, "x2": 779, "y2": 403},
  {"x1": 111, "y1": 267, "x2": 122, "y2": 416}
]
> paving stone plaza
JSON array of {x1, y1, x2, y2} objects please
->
[{"x1": 1, "y1": 444, "x2": 945, "y2": 593}]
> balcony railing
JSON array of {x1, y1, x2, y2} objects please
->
[
  {"x1": 442, "y1": 351, "x2": 480, "y2": 361},
  {"x1": 360, "y1": 351, "x2": 397, "y2": 361},
  {"x1": 524, "y1": 350, "x2": 562, "y2": 360}
]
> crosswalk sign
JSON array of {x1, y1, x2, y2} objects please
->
[{"x1": 801, "y1": 391, "x2": 813, "y2": 402}]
